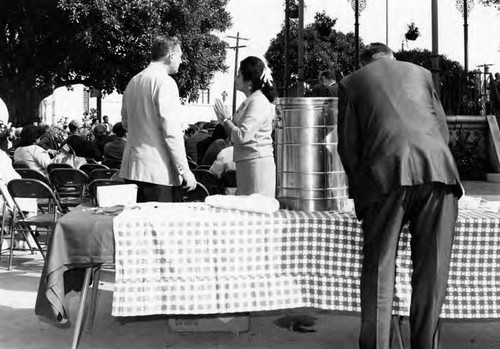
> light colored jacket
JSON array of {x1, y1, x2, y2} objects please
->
[
  {"x1": 13, "y1": 145, "x2": 52, "y2": 176},
  {"x1": 226, "y1": 90, "x2": 274, "y2": 163},
  {"x1": 119, "y1": 62, "x2": 190, "y2": 186}
]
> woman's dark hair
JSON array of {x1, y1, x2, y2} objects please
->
[
  {"x1": 239, "y1": 56, "x2": 276, "y2": 103},
  {"x1": 19, "y1": 125, "x2": 42, "y2": 147},
  {"x1": 112, "y1": 122, "x2": 126, "y2": 138}
]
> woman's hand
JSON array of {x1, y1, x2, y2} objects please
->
[{"x1": 214, "y1": 98, "x2": 231, "y2": 123}]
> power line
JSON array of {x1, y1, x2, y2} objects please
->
[{"x1": 226, "y1": 33, "x2": 249, "y2": 115}]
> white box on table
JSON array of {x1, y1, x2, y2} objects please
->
[{"x1": 96, "y1": 184, "x2": 137, "y2": 207}]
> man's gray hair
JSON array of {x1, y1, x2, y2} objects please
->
[{"x1": 360, "y1": 43, "x2": 394, "y2": 66}]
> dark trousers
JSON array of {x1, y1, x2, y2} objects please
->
[
  {"x1": 359, "y1": 183, "x2": 458, "y2": 349},
  {"x1": 125, "y1": 179, "x2": 183, "y2": 203}
]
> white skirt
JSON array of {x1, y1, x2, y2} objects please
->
[{"x1": 236, "y1": 157, "x2": 276, "y2": 198}]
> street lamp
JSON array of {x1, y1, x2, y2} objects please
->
[
  {"x1": 348, "y1": 0, "x2": 367, "y2": 68},
  {"x1": 455, "y1": 0, "x2": 475, "y2": 73},
  {"x1": 284, "y1": 0, "x2": 299, "y2": 97}
]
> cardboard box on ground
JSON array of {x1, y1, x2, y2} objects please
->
[{"x1": 168, "y1": 314, "x2": 249, "y2": 333}]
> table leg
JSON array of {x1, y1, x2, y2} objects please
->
[
  {"x1": 71, "y1": 267, "x2": 92, "y2": 349},
  {"x1": 390, "y1": 315, "x2": 405, "y2": 349},
  {"x1": 86, "y1": 267, "x2": 102, "y2": 333}
]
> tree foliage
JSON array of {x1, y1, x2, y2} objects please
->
[
  {"x1": 479, "y1": 0, "x2": 500, "y2": 10},
  {"x1": 394, "y1": 48, "x2": 463, "y2": 73},
  {"x1": 265, "y1": 12, "x2": 361, "y2": 96},
  {"x1": 0, "y1": 0, "x2": 231, "y2": 125}
]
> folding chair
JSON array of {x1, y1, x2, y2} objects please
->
[
  {"x1": 47, "y1": 162, "x2": 73, "y2": 173},
  {"x1": 101, "y1": 159, "x2": 122, "y2": 170},
  {"x1": 2, "y1": 179, "x2": 63, "y2": 269},
  {"x1": 192, "y1": 169, "x2": 225, "y2": 195},
  {"x1": 89, "y1": 168, "x2": 118, "y2": 181},
  {"x1": 48, "y1": 168, "x2": 90, "y2": 211},
  {"x1": 15, "y1": 168, "x2": 53, "y2": 212},
  {"x1": 13, "y1": 162, "x2": 29, "y2": 169},
  {"x1": 15, "y1": 168, "x2": 52, "y2": 187},
  {"x1": 188, "y1": 159, "x2": 198, "y2": 170},
  {"x1": 183, "y1": 182, "x2": 210, "y2": 202},
  {"x1": 79, "y1": 163, "x2": 109, "y2": 177},
  {"x1": 196, "y1": 164, "x2": 211, "y2": 170}
]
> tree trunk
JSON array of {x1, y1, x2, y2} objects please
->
[{"x1": 0, "y1": 79, "x2": 50, "y2": 126}]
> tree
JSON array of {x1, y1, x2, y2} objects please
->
[
  {"x1": 0, "y1": 0, "x2": 231, "y2": 125},
  {"x1": 265, "y1": 12, "x2": 361, "y2": 96},
  {"x1": 479, "y1": 0, "x2": 500, "y2": 10}
]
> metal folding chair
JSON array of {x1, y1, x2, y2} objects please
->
[
  {"x1": 188, "y1": 159, "x2": 198, "y2": 170},
  {"x1": 48, "y1": 168, "x2": 90, "y2": 211},
  {"x1": 183, "y1": 182, "x2": 210, "y2": 202},
  {"x1": 12, "y1": 162, "x2": 29, "y2": 169},
  {"x1": 47, "y1": 162, "x2": 73, "y2": 173},
  {"x1": 89, "y1": 168, "x2": 118, "y2": 181},
  {"x1": 15, "y1": 168, "x2": 52, "y2": 187},
  {"x1": 192, "y1": 169, "x2": 225, "y2": 195},
  {"x1": 1, "y1": 179, "x2": 63, "y2": 269},
  {"x1": 79, "y1": 163, "x2": 109, "y2": 177}
]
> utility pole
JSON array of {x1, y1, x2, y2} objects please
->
[
  {"x1": 297, "y1": 0, "x2": 304, "y2": 96},
  {"x1": 431, "y1": 0, "x2": 441, "y2": 97},
  {"x1": 284, "y1": 0, "x2": 290, "y2": 97},
  {"x1": 385, "y1": 0, "x2": 389, "y2": 45},
  {"x1": 227, "y1": 33, "x2": 248, "y2": 115}
]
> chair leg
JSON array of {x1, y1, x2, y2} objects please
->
[
  {"x1": 8, "y1": 219, "x2": 15, "y2": 270},
  {"x1": 86, "y1": 267, "x2": 102, "y2": 333},
  {"x1": 0, "y1": 204, "x2": 6, "y2": 262},
  {"x1": 71, "y1": 267, "x2": 92, "y2": 349}
]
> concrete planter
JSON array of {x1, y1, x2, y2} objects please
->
[{"x1": 447, "y1": 115, "x2": 488, "y2": 180}]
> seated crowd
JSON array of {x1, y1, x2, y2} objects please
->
[{"x1": 1, "y1": 115, "x2": 237, "y2": 200}]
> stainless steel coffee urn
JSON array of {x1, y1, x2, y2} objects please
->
[{"x1": 274, "y1": 97, "x2": 348, "y2": 212}]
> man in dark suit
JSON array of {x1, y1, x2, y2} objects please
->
[
  {"x1": 337, "y1": 43, "x2": 463, "y2": 349},
  {"x1": 310, "y1": 69, "x2": 338, "y2": 97}
]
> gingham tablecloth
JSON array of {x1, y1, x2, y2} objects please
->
[{"x1": 112, "y1": 203, "x2": 500, "y2": 319}]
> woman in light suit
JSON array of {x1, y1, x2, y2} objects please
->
[{"x1": 214, "y1": 56, "x2": 276, "y2": 198}]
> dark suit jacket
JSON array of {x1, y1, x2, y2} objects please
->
[
  {"x1": 64, "y1": 134, "x2": 103, "y2": 161},
  {"x1": 337, "y1": 58, "x2": 462, "y2": 218}
]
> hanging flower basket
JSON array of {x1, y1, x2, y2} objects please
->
[
  {"x1": 405, "y1": 22, "x2": 420, "y2": 41},
  {"x1": 288, "y1": 3, "x2": 299, "y2": 19}
]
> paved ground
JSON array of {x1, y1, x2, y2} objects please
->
[{"x1": 1, "y1": 181, "x2": 500, "y2": 349}]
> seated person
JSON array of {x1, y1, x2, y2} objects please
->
[
  {"x1": 185, "y1": 126, "x2": 209, "y2": 163},
  {"x1": 209, "y1": 145, "x2": 236, "y2": 181},
  {"x1": 37, "y1": 124, "x2": 60, "y2": 157},
  {"x1": 13, "y1": 125, "x2": 53, "y2": 176},
  {"x1": 93, "y1": 124, "x2": 115, "y2": 154},
  {"x1": 0, "y1": 149, "x2": 20, "y2": 183},
  {"x1": 103, "y1": 122, "x2": 127, "y2": 169},
  {"x1": 61, "y1": 119, "x2": 103, "y2": 161},
  {"x1": 198, "y1": 123, "x2": 231, "y2": 165},
  {"x1": 310, "y1": 69, "x2": 338, "y2": 97}
]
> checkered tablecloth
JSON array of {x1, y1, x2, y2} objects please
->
[{"x1": 112, "y1": 203, "x2": 500, "y2": 319}]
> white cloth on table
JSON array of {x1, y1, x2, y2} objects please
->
[{"x1": 204, "y1": 193, "x2": 279, "y2": 214}]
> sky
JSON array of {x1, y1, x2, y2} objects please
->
[{"x1": 210, "y1": 0, "x2": 500, "y2": 108}]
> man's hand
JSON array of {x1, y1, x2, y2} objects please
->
[{"x1": 182, "y1": 170, "x2": 197, "y2": 192}]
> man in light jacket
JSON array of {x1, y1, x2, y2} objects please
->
[{"x1": 120, "y1": 35, "x2": 196, "y2": 202}]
